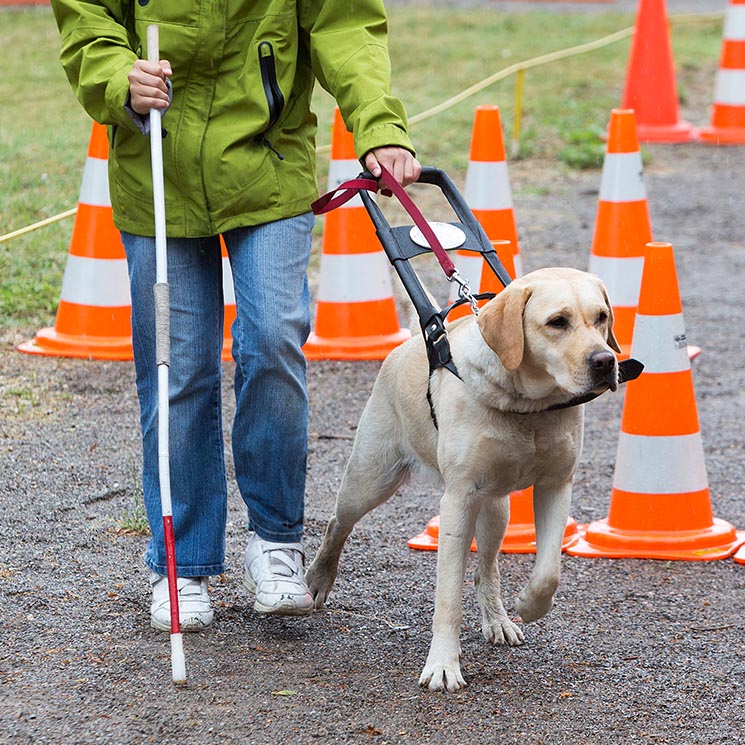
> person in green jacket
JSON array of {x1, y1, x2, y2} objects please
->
[{"x1": 51, "y1": 0, "x2": 421, "y2": 629}]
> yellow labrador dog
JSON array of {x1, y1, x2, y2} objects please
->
[{"x1": 306, "y1": 267, "x2": 620, "y2": 691}]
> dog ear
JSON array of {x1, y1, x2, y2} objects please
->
[
  {"x1": 477, "y1": 285, "x2": 531, "y2": 371},
  {"x1": 597, "y1": 281, "x2": 621, "y2": 353}
]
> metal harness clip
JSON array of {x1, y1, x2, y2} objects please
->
[{"x1": 449, "y1": 270, "x2": 481, "y2": 316}]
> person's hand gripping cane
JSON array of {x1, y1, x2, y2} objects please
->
[{"x1": 127, "y1": 56, "x2": 172, "y2": 116}]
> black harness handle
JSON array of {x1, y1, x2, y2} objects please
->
[{"x1": 313, "y1": 166, "x2": 513, "y2": 376}]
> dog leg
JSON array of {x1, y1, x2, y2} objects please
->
[
  {"x1": 474, "y1": 497, "x2": 524, "y2": 647},
  {"x1": 514, "y1": 482, "x2": 571, "y2": 623},
  {"x1": 306, "y1": 426, "x2": 409, "y2": 609},
  {"x1": 419, "y1": 492, "x2": 478, "y2": 692}
]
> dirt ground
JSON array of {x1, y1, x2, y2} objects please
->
[{"x1": 2, "y1": 4, "x2": 745, "y2": 745}]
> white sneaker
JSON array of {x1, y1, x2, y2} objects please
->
[
  {"x1": 149, "y1": 572, "x2": 214, "y2": 632},
  {"x1": 243, "y1": 533, "x2": 313, "y2": 616}
]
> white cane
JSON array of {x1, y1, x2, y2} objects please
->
[{"x1": 147, "y1": 24, "x2": 186, "y2": 685}]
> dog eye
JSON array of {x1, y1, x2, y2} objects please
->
[
  {"x1": 596, "y1": 312, "x2": 608, "y2": 325},
  {"x1": 547, "y1": 316, "x2": 569, "y2": 329}
]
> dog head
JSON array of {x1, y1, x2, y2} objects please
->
[{"x1": 477, "y1": 267, "x2": 620, "y2": 401}]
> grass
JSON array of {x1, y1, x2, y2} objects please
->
[
  {"x1": 2, "y1": 384, "x2": 41, "y2": 415},
  {"x1": 115, "y1": 498, "x2": 150, "y2": 536},
  {"x1": 0, "y1": 8, "x2": 90, "y2": 333},
  {"x1": 0, "y1": 6, "x2": 724, "y2": 333}
]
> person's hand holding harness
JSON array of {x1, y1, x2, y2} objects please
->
[{"x1": 364, "y1": 146, "x2": 422, "y2": 188}]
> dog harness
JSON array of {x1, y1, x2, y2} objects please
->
[{"x1": 312, "y1": 166, "x2": 643, "y2": 429}]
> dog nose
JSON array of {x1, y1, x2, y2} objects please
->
[{"x1": 589, "y1": 350, "x2": 616, "y2": 373}]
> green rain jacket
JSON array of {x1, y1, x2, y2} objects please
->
[{"x1": 51, "y1": 0, "x2": 415, "y2": 237}]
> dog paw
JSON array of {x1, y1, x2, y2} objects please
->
[
  {"x1": 515, "y1": 585, "x2": 555, "y2": 624},
  {"x1": 482, "y1": 616, "x2": 524, "y2": 646},
  {"x1": 419, "y1": 637, "x2": 466, "y2": 692},
  {"x1": 305, "y1": 562, "x2": 335, "y2": 610},
  {"x1": 418, "y1": 660, "x2": 467, "y2": 692}
]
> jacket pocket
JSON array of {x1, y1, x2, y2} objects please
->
[{"x1": 257, "y1": 41, "x2": 285, "y2": 132}]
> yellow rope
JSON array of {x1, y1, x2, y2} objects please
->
[
  {"x1": 412, "y1": 12, "x2": 721, "y2": 125},
  {"x1": 314, "y1": 26, "x2": 635, "y2": 155},
  {"x1": 0, "y1": 208, "x2": 78, "y2": 245},
  {"x1": 409, "y1": 26, "x2": 634, "y2": 125},
  {"x1": 316, "y1": 12, "x2": 720, "y2": 153}
]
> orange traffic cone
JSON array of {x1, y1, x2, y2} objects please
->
[
  {"x1": 408, "y1": 487, "x2": 580, "y2": 554},
  {"x1": 588, "y1": 109, "x2": 651, "y2": 360},
  {"x1": 20, "y1": 124, "x2": 236, "y2": 362},
  {"x1": 500, "y1": 487, "x2": 579, "y2": 553},
  {"x1": 735, "y1": 545, "x2": 745, "y2": 564},
  {"x1": 303, "y1": 108, "x2": 410, "y2": 360},
  {"x1": 19, "y1": 122, "x2": 133, "y2": 360},
  {"x1": 696, "y1": 0, "x2": 745, "y2": 145},
  {"x1": 621, "y1": 0, "x2": 694, "y2": 142},
  {"x1": 568, "y1": 242, "x2": 745, "y2": 561},
  {"x1": 449, "y1": 106, "x2": 522, "y2": 319},
  {"x1": 409, "y1": 515, "x2": 477, "y2": 553}
]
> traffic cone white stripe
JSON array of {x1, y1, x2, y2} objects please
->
[
  {"x1": 613, "y1": 432, "x2": 709, "y2": 494},
  {"x1": 464, "y1": 161, "x2": 513, "y2": 211},
  {"x1": 714, "y1": 69, "x2": 745, "y2": 105},
  {"x1": 79, "y1": 157, "x2": 111, "y2": 207},
  {"x1": 587, "y1": 255, "x2": 644, "y2": 307},
  {"x1": 630, "y1": 313, "x2": 689, "y2": 374},
  {"x1": 316, "y1": 252, "x2": 395, "y2": 303},
  {"x1": 222, "y1": 256, "x2": 235, "y2": 305},
  {"x1": 598, "y1": 152, "x2": 646, "y2": 202},
  {"x1": 59, "y1": 255, "x2": 131, "y2": 306},
  {"x1": 724, "y1": 6, "x2": 745, "y2": 36}
]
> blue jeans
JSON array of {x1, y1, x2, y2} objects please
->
[{"x1": 122, "y1": 213, "x2": 314, "y2": 577}]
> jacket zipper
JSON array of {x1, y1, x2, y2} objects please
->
[{"x1": 257, "y1": 41, "x2": 285, "y2": 160}]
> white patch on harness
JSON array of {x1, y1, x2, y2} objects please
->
[{"x1": 410, "y1": 222, "x2": 466, "y2": 250}]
